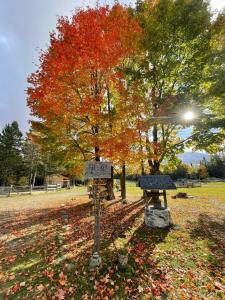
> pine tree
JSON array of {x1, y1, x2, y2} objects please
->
[{"x1": 0, "y1": 122, "x2": 23, "y2": 185}]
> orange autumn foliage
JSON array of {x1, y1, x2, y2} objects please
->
[
  {"x1": 27, "y1": 4, "x2": 142, "y2": 164},
  {"x1": 27, "y1": 4, "x2": 141, "y2": 119}
]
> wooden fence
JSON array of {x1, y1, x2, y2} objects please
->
[
  {"x1": 175, "y1": 180, "x2": 201, "y2": 188},
  {"x1": 0, "y1": 184, "x2": 62, "y2": 196}
]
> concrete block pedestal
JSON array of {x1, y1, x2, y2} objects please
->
[
  {"x1": 89, "y1": 252, "x2": 101, "y2": 270},
  {"x1": 145, "y1": 207, "x2": 172, "y2": 228}
]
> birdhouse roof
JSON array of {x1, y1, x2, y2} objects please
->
[{"x1": 138, "y1": 175, "x2": 176, "y2": 190}]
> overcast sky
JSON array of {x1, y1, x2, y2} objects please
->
[{"x1": 0, "y1": 0, "x2": 224, "y2": 134}]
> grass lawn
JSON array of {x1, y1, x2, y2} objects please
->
[{"x1": 0, "y1": 182, "x2": 224, "y2": 299}]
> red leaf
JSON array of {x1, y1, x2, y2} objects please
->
[
  {"x1": 11, "y1": 283, "x2": 20, "y2": 293},
  {"x1": 58, "y1": 272, "x2": 67, "y2": 286}
]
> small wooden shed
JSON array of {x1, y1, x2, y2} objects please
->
[{"x1": 46, "y1": 174, "x2": 70, "y2": 187}]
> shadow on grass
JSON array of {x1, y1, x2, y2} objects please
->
[
  {"x1": 0, "y1": 201, "x2": 91, "y2": 235},
  {"x1": 0, "y1": 196, "x2": 174, "y2": 299},
  {"x1": 98, "y1": 222, "x2": 170, "y2": 299},
  {"x1": 0, "y1": 198, "x2": 149, "y2": 299},
  {"x1": 189, "y1": 213, "x2": 225, "y2": 276}
]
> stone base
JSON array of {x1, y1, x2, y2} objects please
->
[
  {"x1": 65, "y1": 263, "x2": 75, "y2": 272},
  {"x1": 89, "y1": 252, "x2": 101, "y2": 270},
  {"x1": 118, "y1": 253, "x2": 128, "y2": 267},
  {"x1": 144, "y1": 207, "x2": 172, "y2": 228}
]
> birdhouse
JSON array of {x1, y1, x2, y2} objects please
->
[{"x1": 138, "y1": 175, "x2": 176, "y2": 209}]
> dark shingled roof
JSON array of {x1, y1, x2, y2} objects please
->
[{"x1": 138, "y1": 175, "x2": 176, "y2": 190}]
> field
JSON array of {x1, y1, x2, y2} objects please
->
[{"x1": 0, "y1": 182, "x2": 224, "y2": 299}]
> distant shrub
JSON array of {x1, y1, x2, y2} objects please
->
[{"x1": 17, "y1": 176, "x2": 29, "y2": 186}]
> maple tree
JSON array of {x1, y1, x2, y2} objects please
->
[
  {"x1": 191, "y1": 9, "x2": 225, "y2": 152},
  {"x1": 132, "y1": 0, "x2": 212, "y2": 175},
  {"x1": 27, "y1": 3, "x2": 142, "y2": 268},
  {"x1": 27, "y1": 4, "x2": 143, "y2": 201},
  {"x1": 27, "y1": 4, "x2": 141, "y2": 163}
]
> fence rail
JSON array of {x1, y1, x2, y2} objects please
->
[
  {"x1": 12, "y1": 185, "x2": 31, "y2": 193},
  {"x1": 46, "y1": 184, "x2": 61, "y2": 192},
  {"x1": 175, "y1": 180, "x2": 201, "y2": 188},
  {"x1": 0, "y1": 184, "x2": 62, "y2": 196},
  {"x1": 0, "y1": 186, "x2": 12, "y2": 196}
]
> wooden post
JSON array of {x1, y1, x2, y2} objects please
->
[
  {"x1": 9, "y1": 185, "x2": 13, "y2": 197},
  {"x1": 93, "y1": 185, "x2": 101, "y2": 253},
  {"x1": 85, "y1": 161, "x2": 111, "y2": 269},
  {"x1": 90, "y1": 179, "x2": 102, "y2": 269},
  {"x1": 163, "y1": 190, "x2": 167, "y2": 208}
]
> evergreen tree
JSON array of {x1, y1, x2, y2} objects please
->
[
  {"x1": 0, "y1": 122, "x2": 23, "y2": 185},
  {"x1": 207, "y1": 155, "x2": 225, "y2": 178}
]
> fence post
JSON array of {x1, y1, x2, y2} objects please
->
[
  {"x1": 9, "y1": 185, "x2": 13, "y2": 197},
  {"x1": 30, "y1": 184, "x2": 33, "y2": 194}
]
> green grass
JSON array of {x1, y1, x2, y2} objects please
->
[
  {"x1": 0, "y1": 182, "x2": 224, "y2": 299},
  {"x1": 126, "y1": 180, "x2": 225, "y2": 205}
]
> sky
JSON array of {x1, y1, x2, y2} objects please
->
[{"x1": 0, "y1": 0, "x2": 224, "y2": 134}]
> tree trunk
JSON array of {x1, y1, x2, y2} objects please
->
[
  {"x1": 106, "y1": 166, "x2": 115, "y2": 200},
  {"x1": 32, "y1": 168, "x2": 37, "y2": 187},
  {"x1": 95, "y1": 146, "x2": 100, "y2": 161},
  {"x1": 120, "y1": 162, "x2": 126, "y2": 201},
  {"x1": 141, "y1": 160, "x2": 145, "y2": 175},
  {"x1": 44, "y1": 163, "x2": 47, "y2": 186},
  {"x1": 29, "y1": 170, "x2": 33, "y2": 186},
  {"x1": 92, "y1": 146, "x2": 101, "y2": 256},
  {"x1": 150, "y1": 97, "x2": 161, "y2": 208},
  {"x1": 111, "y1": 166, "x2": 114, "y2": 189},
  {"x1": 141, "y1": 160, "x2": 145, "y2": 198}
]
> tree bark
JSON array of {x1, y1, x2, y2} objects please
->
[
  {"x1": 93, "y1": 146, "x2": 101, "y2": 255},
  {"x1": 120, "y1": 162, "x2": 126, "y2": 201},
  {"x1": 94, "y1": 146, "x2": 100, "y2": 161},
  {"x1": 150, "y1": 94, "x2": 161, "y2": 208},
  {"x1": 32, "y1": 168, "x2": 37, "y2": 187},
  {"x1": 111, "y1": 166, "x2": 114, "y2": 189},
  {"x1": 106, "y1": 166, "x2": 115, "y2": 200},
  {"x1": 29, "y1": 170, "x2": 33, "y2": 186},
  {"x1": 141, "y1": 160, "x2": 145, "y2": 175},
  {"x1": 91, "y1": 72, "x2": 102, "y2": 259}
]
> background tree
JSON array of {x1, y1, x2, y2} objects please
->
[
  {"x1": 23, "y1": 137, "x2": 44, "y2": 186},
  {"x1": 132, "y1": 0, "x2": 212, "y2": 175},
  {"x1": 191, "y1": 8, "x2": 225, "y2": 152},
  {"x1": 0, "y1": 122, "x2": 24, "y2": 185},
  {"x1": 197, "y1": 162, "x2": 208, "y2": 180},
  {"x1": 29, "y1": 121, "x2": 86, "y2": 183},
  {"x1": 207, "y1": 154, "x2": 225, "y2": 178},
  {"x1": 164, "y1": 162, "x2": 190, "y2": 180}
]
